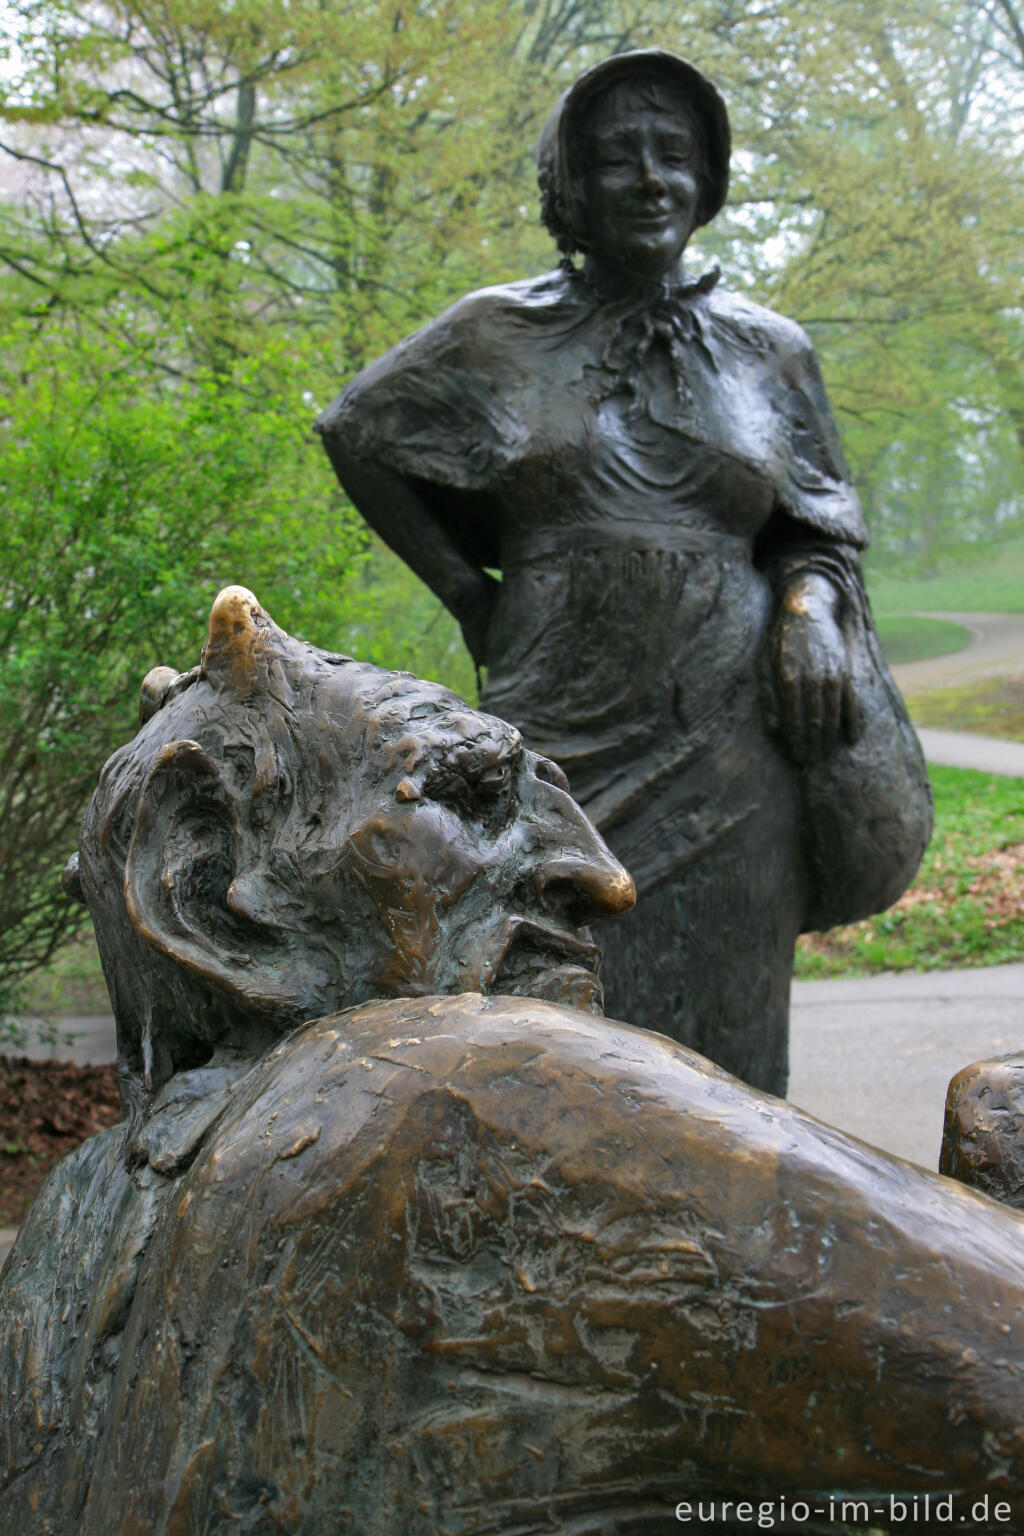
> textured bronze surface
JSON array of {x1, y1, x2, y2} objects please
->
[
  {"x1": 4, "y1": 995, "x2": 1024, "y2": 1532},
  {"x1": 941, "y1": 1053, "x2": 1024, "y2": 1210},
  {"x1": 0, "y1": 589, "x2": 1019, "y2": 1533},
  {"x1": 69, "y1": 585, "x2": 634, "y2": 1119},
  {"x1": 316, "y1": 49, "x2": 932, "y2": 1095}
]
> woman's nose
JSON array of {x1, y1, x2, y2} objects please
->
[{"x1": 637, "y1": 150, "x2": 667, "y2": 191}]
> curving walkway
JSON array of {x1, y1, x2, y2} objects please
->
[
  {"x1": 0, "y1": 969, "x2": 999, "y2": 1272},
  {"x1": 788, "y1": 964, "x2": 1024, "y2": 1170},
  {"x1": 4, "y1": 967, "x2": 1023, "y2": 1194},
  {"x1": 912, "y1": 726, "x2": 1024, "y2": 776},
  {"x1": 890, "y1": 610, "x2": 1024, "y2": 693},
  {"x1": 887, "y1": 610, "x2": 1024, "y2": 774}
]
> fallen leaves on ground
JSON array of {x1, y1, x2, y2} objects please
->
[
  {"x1": 0, "y1": 1057, "x2": 120, "y2": 1226},
  {"x1": 797, "y1": 836, "x2": 1024, "y2": 974},
  {"x1": 964, "y1": 842, "x2": 1024, "y2": 928}
]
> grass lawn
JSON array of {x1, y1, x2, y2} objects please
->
[
  {"x1": 873, "y1": 613, "x2": 969, "y2": 665},
  {"x1": 796, "y1": 765, "x2": 1024, "y2": 978},
  {"x1": 865, "y1": 538, "x2": 1024, "y2": 615}
]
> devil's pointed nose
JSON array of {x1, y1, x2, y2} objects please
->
[
  {"x1": 589, "y1": 861, "x2": 636, "y2": 916},
  {"x1": 539, "y1": 843, "x2": 636, "y2": 919},
  {"x1": 527, "y1": 753, "x2": 637, "y2": 918},
  {"x1": 566, "y1": 805, "x2": 636, "y2": 916}
]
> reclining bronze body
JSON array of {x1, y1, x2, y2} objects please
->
[{"x1": 0, "y1": 588, "x2": 1020, "y2": 1534}]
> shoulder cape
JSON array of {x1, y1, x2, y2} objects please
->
[{"x1": 317, "y1": 273, "x2": 868, "y2": 568}]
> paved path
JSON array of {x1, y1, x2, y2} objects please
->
[
  {"x1": 10, "y1": 1014, "x2": 118, "y2": 1068},
  {"x1": 3, "y1": 960, "x2": 1020, "y2": 1186},
  {"x1": 884, "y1": 610, "x2": 1024, "y2": 775},
  {"x1": 890, "y1": 610, "x2": 1024, "y2": 692},
  {"x1": 913, "y1": 725, "x2": 1024, "y2": 775},
  {"x1": 788, "y1": 963, "x2": 1024, "y2": 1169}
]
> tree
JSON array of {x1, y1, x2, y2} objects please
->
[
  {"x1": 4, "y1": 0, "x2": 1024, "y2": 986},
  {"x1": 626, "y1": 0, "x2": 1024, "y2": 563},
  {"x1": 0, "y1": 0, "x2": 536, "y2": 987}
]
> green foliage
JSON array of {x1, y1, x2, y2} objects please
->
[
  {"x1": 0, "y1": 312, "x2": 363, "y2": 985},
  {"x1": 641, "y1": 0, "x2": 1024, "y2": 568},
  {"x1": 4, "y1": 0, "x2": 1024, "y2": 983},
  {"x1": 16, "y1": 929, "x2": 109, "y2": 1019},
  {"x1": 0, "y1": 974, "x2": 31, "y2": 1050},
  {"x1": 796, "y1": 766, "x2": 1024, "y2": 978},
  {"x1": 0, "y1": 969, "x2": 76, "y2": 1052},
  {"x1": 867, "y1": 535, "x2": 1024, "y2": 614},
  {"x1": 0, "y1": 0, "x2": 614, "y2": 983},
  {"x1": 333, "y1": 540, "x2": 479, "y2": 701},
  {"x1": 5, "y1": 0, "x2": 1024, "y2": 570}
]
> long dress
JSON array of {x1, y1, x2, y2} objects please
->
[{"x1": 317, "y1": 266, "x2": 931, "y2": 1094}]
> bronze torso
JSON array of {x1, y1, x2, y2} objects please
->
[
  {"x1": 319, "y1": 271, "x2": 914, "y2": 1089},
  {"x1": 326, "y1": 267, "x2": 863, "y2": 815}
]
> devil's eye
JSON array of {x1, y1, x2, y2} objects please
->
[
  {"x1": 426, "y1": 743, "x2": 520, "y2": 826},
  {"x1": 475, "y1": 762, "x2": 512, "y2": 795}
]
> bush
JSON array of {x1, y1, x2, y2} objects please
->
[{"x1": 0, "y1": 316, "x2": 363, "y2": 988}]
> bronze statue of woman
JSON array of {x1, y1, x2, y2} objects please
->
[{"x1": 316, "y1": 49, "x2": 931, "y2": 1096}]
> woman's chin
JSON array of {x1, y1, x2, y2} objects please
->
[{"x1": 583, "y1": 245, "x2": 687, "y2": 292}]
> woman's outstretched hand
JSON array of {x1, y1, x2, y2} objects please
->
[{"x1": 774, "y1": 573, "x2": 859, "y2": 763}]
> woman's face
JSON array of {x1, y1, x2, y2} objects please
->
[{"x1": 579, "y1": 77, "x2": 703, "y2": 281}]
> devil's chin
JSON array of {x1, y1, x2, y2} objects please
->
[
  {"x1": 486, "y1": 924, "x2": 606, "y2": 1016},
  {"x1": 538, "y1": 964, "x2": 605, "y2": 1015},
  {"x1": 493, "y1": 962, "x2": 605, "y2": 1016}
]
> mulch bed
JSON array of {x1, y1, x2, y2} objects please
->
[{"x1": 0, "y1": 1056, "x2": 120, "y2": 1226}]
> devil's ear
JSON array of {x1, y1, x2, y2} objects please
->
[{"x1": 124, "y1": 740, "x2": 323, "y2": 1015}]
